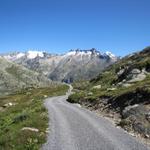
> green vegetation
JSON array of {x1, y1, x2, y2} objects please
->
[
  {"x1": 67, "y1": 47, "x2": 150, "y2": 138},
  {"x1": 0, "y1": 85, "x2": 68, "y2": 150},
  {"x1": 68, "y1": 47, "x2": 150, "y2": 103}
]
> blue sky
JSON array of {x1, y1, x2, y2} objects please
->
[{"x1": 0, "y1": 0, "x2": 150, "y2": 56}]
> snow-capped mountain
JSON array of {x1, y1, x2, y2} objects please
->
[
  {"x1": 104, "y1": 51, "x2": 117, "y2": 59},
  {"x1": 3, "y1": 51, "x2": 46, "y2": 60},
  {"x1": 2, "y1": 49, "x2": 118, "y2": 82}
]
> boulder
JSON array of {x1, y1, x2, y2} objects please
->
[
  {"x1": 131, "y1": 69, "x2": 141, "y2": 74},
  {"x1": 92, "y1": 85, "x2": 101, "y2": 89},
  {"x1": 127, "y1": 69, "x2": 146, "y2": 83},
  {"x1": 117, "y1": 69, "x2": 125, "y2": 76},
  {"x1": 127, "y1": 73, "x2": 146, "y2": 83},
  {"x1": 122, "y1": 104, "x2": 139, "y2": 118},
  {"x1": 44, "y1": 95, "x2": 48, "y2": 98},
  {"x1": 3, "y1": 102, "x2": 14, "y2": 108}
]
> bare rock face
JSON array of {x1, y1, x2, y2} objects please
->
[
  {"x1": 2, "y1": 49, "x2": 118, "y2": 83},
  {"x1": 126, "y1": 69, "x2": 146, "y2": 83},
  {"x1": 0, "y1": 57, "x2": 52, "y2": 95},
  {"x1": 117, "y1": 68, "x2": 147, "y2": 87}
]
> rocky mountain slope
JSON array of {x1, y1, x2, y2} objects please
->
[
  {"x1": 2, "y1": 49, "x2": 118, "y2": 82},
  {"x1": 68, "y1": 47, "x2": 150, "y2": 140},
  {"x1": 0, "y1": 57, "x2": 53, "y2": 95}
]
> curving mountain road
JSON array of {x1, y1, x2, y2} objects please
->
[{"x1": 42, "y1": 88, "x2": 149, "y2": 150}]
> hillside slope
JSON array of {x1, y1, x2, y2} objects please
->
[
  {"x1": 0, "y1": 57, "x2": 52, "y2": 95},
  {"x1": 68, "y1": 47, "x2": 150, "y2": 139},
  {"x1": 2, "y1": 49, "x2": 118, "y2": 82}
]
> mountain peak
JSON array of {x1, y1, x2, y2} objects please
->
[
  {"x1": 104, "y1": 51, "x2": 116, "y2": 59},
  {"x1": 1, "y1": 48, "x2": 118, "y2": 82},
  {"x1": 27, "y1": 50, "x2": 45, "y2": 59},
  {"x1": 65, "y1": 49, "x2": 117, "y2": 60},
  {"x1": 66, "y1": 48, "x2": 101, "y2": 56},
  {"x1": 2, "y1": 49, "x2": 117, "y2": 60}
]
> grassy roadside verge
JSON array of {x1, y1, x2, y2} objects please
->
[{"x1": 0, "y1": 85, "x2": 68, "y2": 150}]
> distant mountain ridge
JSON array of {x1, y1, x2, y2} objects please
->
[{"x1": 2, "y1": 48, "x2": 118, "y2": 82}]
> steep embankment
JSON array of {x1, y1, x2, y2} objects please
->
[{"x1": 68, "y1": 47, "x2": 150, "y2": 140}]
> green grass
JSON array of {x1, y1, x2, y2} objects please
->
[
  {"x1": 67, "y1": 47, "x2": 150, "y2": 137},
  {"x1": 68, "y1": 47, "x2": 150, "y2": 109},
  {"x1": 68, "y1": 47, "x2": 150, "y2": 104},
  {"x1": 68, "y1": 75, "x2": 150, "y2": 106},
  {"x1": 0, "y1": 85, "x2": 68, "y2": 150}
]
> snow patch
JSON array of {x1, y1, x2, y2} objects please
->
[
  {"x1": 65, "y1": 51, "x2": 77, "y2": 56},
  {"x1": 65, "y1": 50, "x2": 98, "y2": 57},
  {"x1": 16, "y1": 53, "x2": 25, "y2": 59},
  {"x1": 105, "y1": 51, "x2": 116, "y2": 58},
  {"x1": 27, "y1": 51, "x2": 44, "y2": 59}
]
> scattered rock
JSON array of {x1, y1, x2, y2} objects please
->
[
  {"x1": 145, "y1": 134, "x2": 150, "y2": 138},
  {"x1": 127, "y1": 73, "x2": 146, "y2": 83},
  {"x1": 21, "y1": 127, "x2": 39, "y2": 132},
  {"x1": 129, "y1": 132, "x2": 136, "y2": 137},
  {"x1": 45, "y1": 128, "x2": 49, "y2": 133},
  {"x1": 44, "y1": 95, "x2": 48, "y2": 98},
  {"x1": 117, "y1": 68, "x2": 147, "y2": 86},
  {"x1": 87, "y1": 92, "x2": 93, "y2": 96},
  {"x1": 126, "y1": 69, "x2": 146, "y2": 83},
  {"x1": 131, "y1": 69, "x2": 141, "y2": 74},
  {"x1": 117, "y1": 69, "x2": 125, "y2": 76},
  {"x1": 2, "y1": 102, "x2": 15, "y2": 108},
  {"x1": 92, "y1": 85, "x2": 101, "y2": 89}
]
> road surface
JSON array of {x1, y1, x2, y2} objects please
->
[{"x1": 42, "y1": 89, "x2": 149, "y2": 150}]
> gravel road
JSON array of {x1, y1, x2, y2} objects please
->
[{"x1": 42, "y1": 91, "x2": 149, "y2": 150}]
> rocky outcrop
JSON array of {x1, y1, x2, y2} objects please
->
[{"x1": 117, "y1": 68, "x2": 148, "y2": 87}]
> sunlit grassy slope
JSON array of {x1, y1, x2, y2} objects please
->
[{"x1": 0, "y1": 85, "x2": 68, "y2": 150}]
